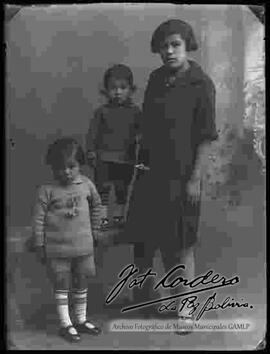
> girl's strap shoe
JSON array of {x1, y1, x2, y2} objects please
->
[
  {"x1": 59, "y1": 325, "x2": 81, "y2": 343},
  {"x1": 75, "y1": 320, "x2": 102, "y2": 335}
]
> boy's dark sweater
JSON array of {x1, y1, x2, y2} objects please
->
[{"x1": 86, "y1": 101, "x2": 142, "y2": 163}]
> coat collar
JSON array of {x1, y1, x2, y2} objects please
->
[{"x1": 162, "y1": 60, "x2": 207, "y2": 87}]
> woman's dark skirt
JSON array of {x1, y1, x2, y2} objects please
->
[{"x1": 125, "y1": 169, "x2": 201, "y2": 251}]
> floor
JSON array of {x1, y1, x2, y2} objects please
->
[{"x1": 6, "y1": 180, "x2": 266, "y2": 350}]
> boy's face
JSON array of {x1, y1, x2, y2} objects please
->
[
  {"x1": 159, "y1": 33, "x2": 188, "y2": 70},
  {"x1": 53, "y1": 157, "x2": 80, "y2": 185},
  {"x1": 106, "y1": 78, "x2": 132, "y2": 105}
]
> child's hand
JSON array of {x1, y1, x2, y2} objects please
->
[
  {"x1": 87, "y1": 151, "x2": 97, "y2": 160},
  {"x1": 35, "y1": 246, "x2": 46, "y2": 265},
  {"x1": 135, "y1": 163, "x2": 150, "y2": 171},
  {"x1": 135, "y1": 134, "x2": 142, "y2": 143}
]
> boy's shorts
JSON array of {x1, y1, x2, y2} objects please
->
[{"x1": 48, "y1": 254, "x2": 96, "y2": 278}]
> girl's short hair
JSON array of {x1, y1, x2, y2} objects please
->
[
  {"x1": 103, "y1": 64, "x2": 135, "y2": 90},
  {"x1": 151, "y1": 19, "x2": 198, "y2": 53},
  {"x1": 46, "y1": 137, "x2": 85, "y2": 169}
]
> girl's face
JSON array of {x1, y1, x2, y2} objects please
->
[
  {"x1": 106, "y1": 78, "x2": 132, "y2": 105},
  {"x1": 53, "y1": 157, "x2": 80, "y2": 184},
  {"x1": 159, "y1": 33, "x2": 188, "y2": 70}
]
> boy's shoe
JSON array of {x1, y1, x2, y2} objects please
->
[
  {"x1": 59, "y1": 325, "x2": 81, "y2": 343},
  {"x1": 174, "y1": 315, "x2": 195, "y2": 335},
  {"x1": 75, "y1": 320, "x2": 102, "y2": 335}
]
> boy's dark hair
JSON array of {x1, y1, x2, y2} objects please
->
[
  {"x1": 103, "y1": 64, "x2": 135, "y2": 90},
  {"x1": 151, "y1": 19, "x2": 198, "y2": 53},
  {"x1": 46, "y1": 137, "x2": 85, "y2": 169}
]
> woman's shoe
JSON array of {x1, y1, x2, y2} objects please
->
[
  {"x1": 59, "y1": 325, "x2": 81, "y2": 343},
  {"x1": 174, "y1": 315, "x2": 194, "y2": 335},
  {"x1": 75, "y1": 320, "x2": 102, "y2": 335}
]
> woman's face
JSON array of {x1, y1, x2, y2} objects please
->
[{"x1": 159, "y1": 33, "x2": 188, "y2": 70}]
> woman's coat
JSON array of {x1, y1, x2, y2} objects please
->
[{"x1": 127, "y1": 60, "x2": 218, "y2": 249}]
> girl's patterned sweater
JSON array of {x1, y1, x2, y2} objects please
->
[{"x1": 32, "y1": 175, "x2": 102, "y2": 258}]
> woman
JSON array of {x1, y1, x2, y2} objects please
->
[{"x1": 127, "y1": 19, "x2": 218, "y2": 333}]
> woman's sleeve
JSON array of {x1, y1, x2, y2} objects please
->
[
  {"x1": 31, "y1": 185, "x2": 49, "y2": 247},
  {"x1": 134, "y1": 107, "x2": 143, "y2": 137},
  {"x1": 142, "y1": 72, "x2": 155, "y2": 119},
  {"x1": 139, "y1": 73, "x2": 156, "y2": 165},
  {"x1": 195, "y1": 78, "x2": 218, "y2": 146},
  {"x1": 86, "y1": 108, "x2": 102, "y2": 153}
]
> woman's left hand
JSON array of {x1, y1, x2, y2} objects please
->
[{"x1": 186, "y1": 178, "x2": 201, "y2": 203}]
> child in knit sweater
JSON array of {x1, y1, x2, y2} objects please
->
[
  {"x1": 31, "y1": 137, "x2": 102, "y2": 343},
  {"x1": 86, "y1": 64, "x2": 142, "y2": 225}
]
